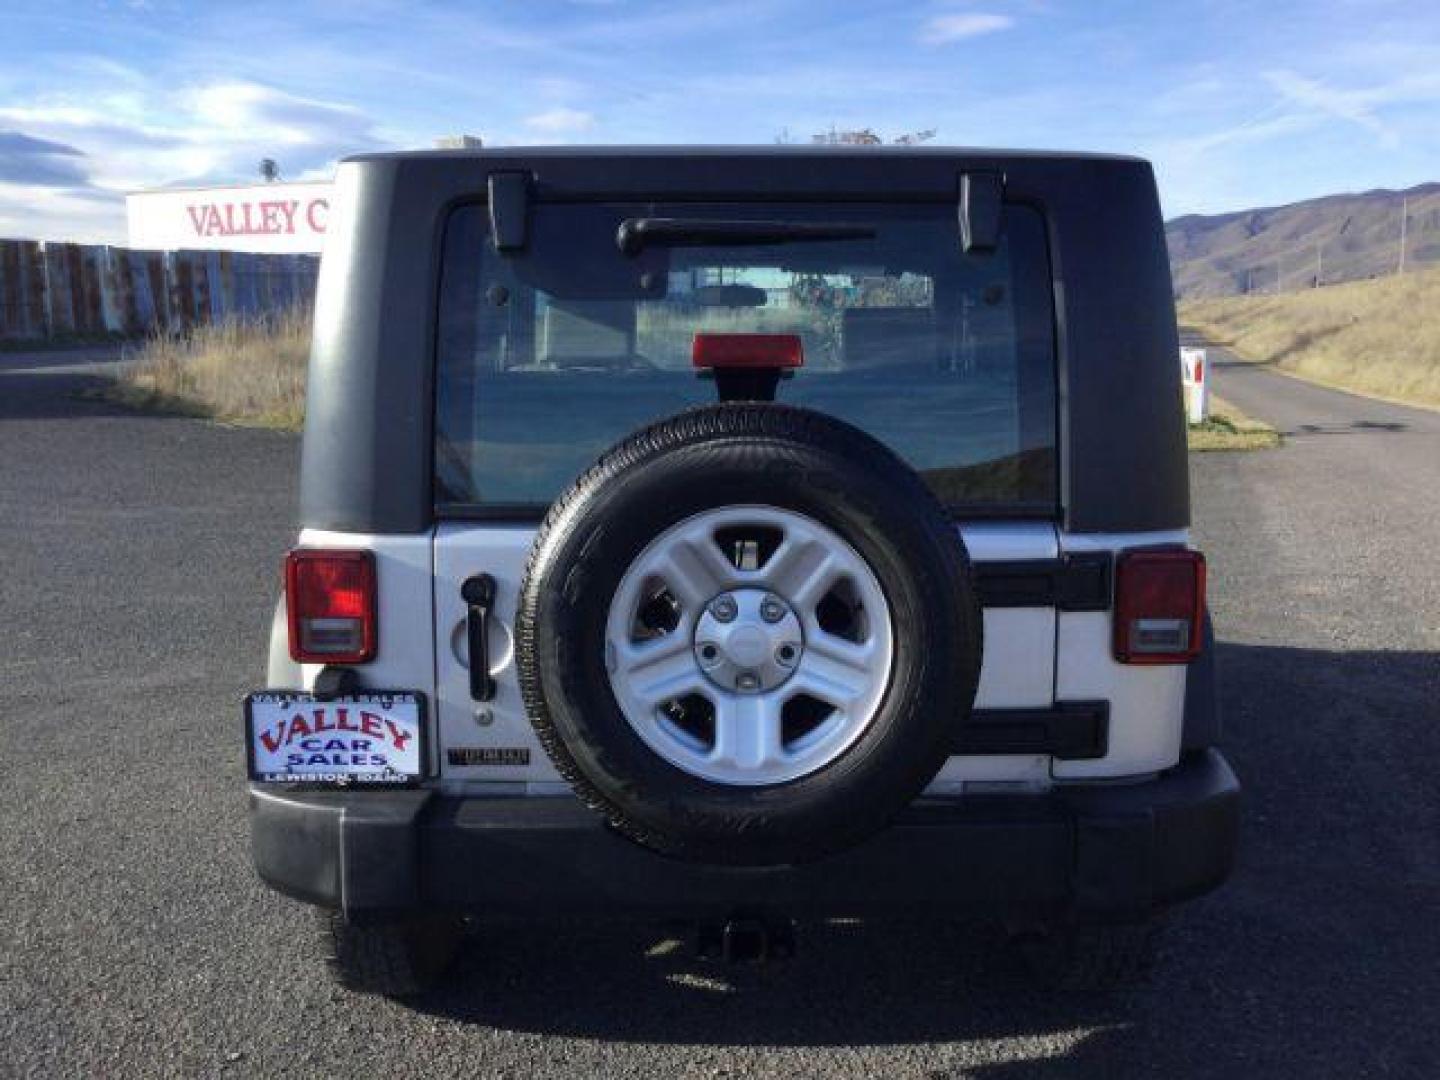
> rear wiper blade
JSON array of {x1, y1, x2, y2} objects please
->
[{"x1": 616, "y1": 218, "x2": 876, "y2": 256}]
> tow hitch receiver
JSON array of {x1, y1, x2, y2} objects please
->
[{"x1": 696, "y1": 911, "x2": 797, "y2": 964}]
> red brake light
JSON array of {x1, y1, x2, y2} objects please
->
[
  {"x1": 693, "y1": 333, "x2": 804, "y2": 370},
  {"x1": 285, "y1": 550, "x2": 376, "y2": 664},
  {"x1": 1113, "y1": 548, "x2": 1206, "y2": 664}
]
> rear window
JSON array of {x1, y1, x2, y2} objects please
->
[{"x1": 434, "y1": 201, "x2": 1057, "y2": 515}]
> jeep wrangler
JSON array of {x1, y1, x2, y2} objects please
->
[{"x1": 248, "y1": 147, "x2": 1239, "y2": 996}]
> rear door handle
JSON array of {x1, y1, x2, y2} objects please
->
[{"x1": 460, "y1": 574, "x2": 497, "y2": 702}]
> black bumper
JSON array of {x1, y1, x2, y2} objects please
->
[{"x1": 250, "y1": 749, "x2": 1239, "y2": 921}]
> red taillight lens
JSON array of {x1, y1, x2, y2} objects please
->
[
  {"x1": 285, "y1": 550, "x2": 376, "y2": 664},
  {"x1": 1113, "y1": 548, "x2": 1206, "y2": 664},
  {"x1": 692, "y1": 333, "x2": 804, "y2": 370}
]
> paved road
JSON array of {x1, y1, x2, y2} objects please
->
[{"x1": 2, "y1": 349, "x2": 1437, "y2": 1078}]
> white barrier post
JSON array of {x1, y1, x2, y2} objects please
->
[{"x1": 1180, "y1": 346, "x2": 1209, "y2": 424}]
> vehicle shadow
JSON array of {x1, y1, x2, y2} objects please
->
[
  {"x1": 0, "y1": 369, "x2": 174, "y2": 423},
  {"x1": 1182, "y1": 319, "x2": 1345, "y2": 366},
  {"x1": 1209, "y1": 355, "x2": 1275, "y2": 369},
  {"x1": 0, "y1": 343, "x2": 126, "y2": 369},
  {"x1": 413, "y1": 642, "x2": 1440, "y2": 1075},
  {"x1": 1284, "y1": 420, "x2": 1410, "y2": 436},
  {"x1": 1267, "y1": 325, "x2": 1347, "y2": 365}
]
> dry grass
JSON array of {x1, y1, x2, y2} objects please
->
[
  {"x1": 1179, "y1": 266, "x2": 1440, "y2": 409},
  {"x1": 111, "y1": 310, "x2": 310, "y2": 429},
  {"x1": 1188, "y1": 394, "x2": 1281, "y2": 451}
]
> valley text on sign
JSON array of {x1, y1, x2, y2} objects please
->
[{"x1": 125, "y1": 181, "x2": 333, "y2": 254}]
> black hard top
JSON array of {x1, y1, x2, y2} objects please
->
[
  {"x1": 346, "y1": 144, "x2": 1146, "y2": 163},
  {"x1": 301, "y1": 147, "x2": 1186, "y2": 535},
  {"x1": 337, "y1": 145, "x2": 1153, "y2": 201}
]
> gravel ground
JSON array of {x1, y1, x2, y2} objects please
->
[{"x1": 1, "y1": 348, "x2": 1437, "y2": 1078}]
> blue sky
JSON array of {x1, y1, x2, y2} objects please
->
[{"x1": 2, "y1": 0, "x2": 1439, "y2": 242}]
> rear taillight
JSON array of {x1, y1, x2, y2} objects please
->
[
  {"x1": 285, "y1": 550, "x2": 376, "y2": 664},
  {"x1": 1112, "y1": 548, "x2": 1206, "y2": 664}
]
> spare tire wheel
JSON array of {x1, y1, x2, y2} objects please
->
[{"x1": 515, "y1": 403, "x2": 983, "y2": 867}]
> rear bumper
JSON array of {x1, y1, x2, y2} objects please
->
[{"x1": 250, "y1": 749, "x2": 1239, "y2": 922}]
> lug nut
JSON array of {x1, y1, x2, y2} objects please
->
[
  {"x1": 736, "y1": 672, "x2": 759, "y2": 691},
  {"x1": 710, "y1": 595, "x2": 738, "y2": 622},
  {"x1": 775, "y1": 643, "x2": 799, "y2": 667},
  {"x1": 698, "y1": 642, "x2": 721, "y2": 664},
  {"x1": 759, "y1": 595, "x2": 787, "y2": 623}
]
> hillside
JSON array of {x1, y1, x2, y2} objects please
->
[
  {"x1": 1179, "y1": 264, "x2": 1440, "y2": 408},
  {"x1": 1167, "y1": 181, "x2": 1440, "y2": 299}
]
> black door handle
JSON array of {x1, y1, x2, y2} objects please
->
[{"x1": 461, "y1": 574, "x2": 497, "y2": 702}]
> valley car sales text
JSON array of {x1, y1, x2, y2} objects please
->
[
  {"x1": 186, "y1": 197, "x2": 327, "y2": 240},
  {"x1": 257, "y1": 706, "x2": 411, "y2": 770}
]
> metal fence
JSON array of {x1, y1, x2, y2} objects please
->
[{"x1": 0, "y1": 240, "x2": 318, "y2": 341}]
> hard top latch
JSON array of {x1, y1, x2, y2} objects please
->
[
  {"x1": 488, "y1": 173, "x2": 531, "y2": 253},
  {"x1": 959, "y1": 172, "x2": 1005, "y2": 254}
]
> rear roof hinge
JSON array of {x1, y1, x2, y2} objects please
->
[
  {"x1": 958, "y1": 172, "x2": 1005, "y2": 254},
  {"x1": 488, "y1": 172, "x2": 531, "y2": 253}
]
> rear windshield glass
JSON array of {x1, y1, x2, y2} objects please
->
[{"x1": 435, "y1": 201, "x2": 1057, "y2": 514}]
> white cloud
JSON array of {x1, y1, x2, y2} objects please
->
[
  {"x1": 920, "y1": 13, "x2": 1014, "y2": 45},
  {"x1": 1264, "y1": 71, "x2": 1396, "y2": 145},
  {"x1": 186, "y1": 82, "x2": 378, "y2": 156},
  {"x1": 0, "y1": 184, "x2": 126, "y2": 244},
  {"x1": 522, "y1": 106, "x2": 597, "y2": 135},
  {"x1": 0, "y1": 78, "x2": 387, "y2": 241},
  {"x1": 0, "y1": 80, "x2": 382, "y2": 190},
  {"x1": 0, "y1": 130, "x2": 90, "y2": 188}
]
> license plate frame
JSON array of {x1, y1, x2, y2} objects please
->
[{"x1": 244, "y1": 690, "x2": 427, "y2": 786}]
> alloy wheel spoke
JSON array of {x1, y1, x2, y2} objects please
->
[
  {"x1": 657, "y1": 529, "x2": 736, "y2": 610},
  {"x1": 760, "y1": 535, "x2": 839, "y2": 608},
  {"x1": 792, "y1": 633, "x2": 876, "y2": 707},
  {"x1": 621, "y1": 637, "x2": 704, "y2": 704},
  {"x1": 711, "y1": 693, "x2": 785, "y2": 771}
]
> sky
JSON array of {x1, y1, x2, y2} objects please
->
[{"x1": 2, "y1": 0, "x2": 1439, "y2": 243}]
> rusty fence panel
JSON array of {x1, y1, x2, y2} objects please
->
[
  {"x1": 41, "y1": 242, "x2": 75, "y2": 336},
  {"x1": 165, "y1": 251, "x2": 200, "y2": 334},
  {"x1": 231, "y1": 252, "x2": 318, "y2": 319},
  {"x1": 38, "y1": 242, "x2": 105, "y2": 337},
  {"x1": 0, "y1": 240, "x2": 318, "y2": 341},
  {"x1": 0, "y1": 240, "x2": 48, "y2": 339},
  {"x1": 76, "y1": 245, "x2": 108, "y2": 336}
]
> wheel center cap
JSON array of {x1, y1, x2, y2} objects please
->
[
  {"x1": 726, "y1": 625, "x2": 770, "y2": 668},
  {"x1": 694, "y1": 589, "x2": 804, "y2": 694}
]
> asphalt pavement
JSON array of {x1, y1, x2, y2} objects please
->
[{"x1": 1, "y1": 346, "x2": 1437, "y2": 1078}]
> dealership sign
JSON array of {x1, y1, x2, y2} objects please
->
[{"x1": 126, "y1": 181, "x2": 332, "y2": 254}]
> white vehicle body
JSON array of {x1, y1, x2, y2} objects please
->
[{"x1": 269, "y1": 522, "x2": 1190, "y2": 793}]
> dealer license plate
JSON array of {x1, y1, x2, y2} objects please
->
[{"x1": 244, "y1": 691, "x2": 425, "y2": 784}]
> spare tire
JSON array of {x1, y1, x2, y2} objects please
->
[{"x1": 516, "y1": 403, "x2": 982, "y2": 866}]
